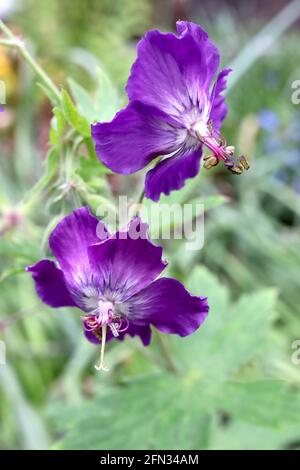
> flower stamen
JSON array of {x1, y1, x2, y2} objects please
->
[
  {"x1": 195, "y1": 120, "x2": 250, "y2": 174},
  {"x1": 81, "y1": 300, "x2": 130, "y2": 371},
  {"x1": 109, "y1": 321, "x2": 120, "y2": 337}
]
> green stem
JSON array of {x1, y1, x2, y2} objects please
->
[
  {"x1": 137, "y1": 189, "x2": 145, "y2": 205},
  {"x1": 0, "y1": 19, "x2": 15, "y2": 39},
  {"x1": 0, "y1": 38, "x2": 15, "y2": 46},
  {"x1": 155, "y1": 331, "x2": 179, "y2": 375},
  {"x1": 134, "y1": 188, "x2": 145, "y2": 217},
  {"x1": 0, "y1": 19, "x2": 61, "y2": 104}
]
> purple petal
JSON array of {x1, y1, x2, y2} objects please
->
[
  {"x1": 126, "y1": 29, "x2": 214, "y2": 118},
  {"x1": 209, "y1": 68, "x2": 232, "y2": 131},
  {"x1": 49, "y1": 207, "x2": 108, "y2": 287},
  {"x1": 128, "y1": 278, "x2": 209, "y2": 336},
  {"x1": 91, "y1": 100, "x2": 183, "y2": 174},
  {"x1": 84, "y1": 323, "x2": 151, "y2": 346},
  {"x1": 176, "y1": 21, "x2": 220, "y2": 84},
  {"x1": 145, "y1": 146, "x2": 202, "y2": 201},
  {"x1": 88, "y1": 218, "x2": 167, "y2": 301},
  {"x1": 26, "y1": 260, "x2": 78, "y2": 308},
  {"x1": 176, "y1": 21, "x2": 208, "y2": 40},
  {"x1": 84, "y1": 328, "x2": 102, "y2": 345},
  {"x1": 118, "y1": 323, "x2": 152, "y2": 346}
]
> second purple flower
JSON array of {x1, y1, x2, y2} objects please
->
[{"x1": 27, "y1": 208, "x2": 209, "y2": 371}]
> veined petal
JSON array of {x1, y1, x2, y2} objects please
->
[
  {"x1": 126, "y1": 29, "x2": 213, "y2": 118},
  {"x1": 91, "y1": 100, "x2": 184, "y2": 174},
  {"x1": 88, "y1": 218, "x2": 167, "y2": 302},
  {"x1": 176, "y1": 21, "x2": 220, "y2": 85},
  {"x1": 26, "y1": 260, "x2": 78, "y2": 308},
  {"x1": 209, "y1": 68, "x2": 232, "y2": 131},
  {"x1": 49, "y1": 207, "x2": 108, "y2": 288},
  {"x1": 145, "y1": 145, "x2": 202, "y2": 201},
  {"x1": 127, "y1": 278, "x2": 209, "y2": 336}
]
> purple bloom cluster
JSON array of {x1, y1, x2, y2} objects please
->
[
  {"x1": 91, "y1": 21, "x2": 246, "y2": 201},
  {"x1": 27, "y1": 208, "x2": 208, "y2": 370}
]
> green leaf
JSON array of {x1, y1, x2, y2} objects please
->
[
  {"x1": 49, "y1": 107, "x2": 65, "y2": 145},
  {"x1": 210, "y1": 420, "x2": 300, "y2": 450},
  {"x1": 61, "y1": 89, "x2": 90, "y2": 137},
  {"x1": 178, "y1": 270, "x2": 277, "y2": 378},
  {"x1": 207, "y1": 288, "x2": 277, "y2": 377},
  {"x1": 52, "y1": 373, "x2": 300, "y2": 450},
  {"x1": 187, "y1": 266, "x2": 230, "y2": 327},
  {"x1": 0, "y1": 266, "x2": 26, "y2": 283},
  {"x1": 68, "y1": 78, "x2": 95, "y2": 122},
  {"x1": 199, "y1": 194, "x2": 230, "y2": 211},
  {"x1": 94, "y1": 66, "x2": 120, "y2": 121},
  {"x1": 68, "y1": 70, "x2": 120, "y2": 123},
  {"x1": 76, "y1": 152, "x2": 110, "y2": 181},
  {"x1": 52, "y1": 374, "x2": 212, "y2": 450},
  {"x1": 219, "y1": 380, "x2": 300, "y2": 428},
  {"x1": 74, "y1": 152, "x2": 112, "y2": 213},
  {"x1": 0, "y1": 238, "x2": 42, "y2": 263},
  {"x1": 52, "y1": 373, "x2": 299, "y2": 450}
]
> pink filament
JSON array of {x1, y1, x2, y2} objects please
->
[
  {"x1": 82, "y1": 310, "x2": 129, "y2": 337},
  {"x1": 201, "y1": 132, "x2": 228, "y2": 161}
]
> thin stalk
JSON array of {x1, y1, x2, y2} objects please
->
[
  {"x1": 155, "y1": 331, "x2": 179, "y2": 375},
  {"x1": 137, "y1": 189, "x2": 145, "y2": 205},
  {"x1": 134, "y1": 188, "x2": 145, "y2": 217},
  {"x1": 0, "y1": 19, "x2": 61, "y2": 103}
]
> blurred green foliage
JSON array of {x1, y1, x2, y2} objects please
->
[
  {"x1": 0, "y1": 0, "x2": 300, "y2": 451},
  {"x1": 14, "y1": 0, "x2": 152, "y2": 89}
]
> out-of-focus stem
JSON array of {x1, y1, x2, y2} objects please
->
[
  {"x1": 137, "y1": 189, "x2": 145, "y2": 205},
  {"x1": 0, "y1": 19, "x2": 61, "y2": 103},
  {"x1": 155, "y1": 331, "x2": 179, "y2": 375},
  {"x1": 228, "y1": 0, "x2": 300, "y2": 91},
  {"x1": 133, "y1": 188, "x2": 145, "y2": 217}
]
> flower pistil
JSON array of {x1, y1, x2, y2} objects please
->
[{"x1": 82, "y1": 300, "x2": 129, "y2": 371}]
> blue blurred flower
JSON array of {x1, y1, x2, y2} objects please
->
[
  {"x1": 264, "y1": 136, "x2": 283, "y2": 154},
  {"x1": 258, "y1": 109, "x2": 279, "y2": 132},
  {"x1": 288, "y1": 115, "x2": 300, "y2": 143},
  {"x1": 293, "y1": 179, "x2": 300, "y2": 194},
  {"x1": 282, "y1": 149, "x2": 300, "y2": 167}
]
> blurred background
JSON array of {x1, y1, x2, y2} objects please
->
[{"x1": 1, "y1": 0, "x2": 300, "y2": 450}]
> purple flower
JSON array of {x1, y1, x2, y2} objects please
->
[
  {"x1": 27, "y1": 207, "x2": 208, "y2": 371},
  {"x1": 91, "y1": 21, "x2": 247, "y2": 201}
]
